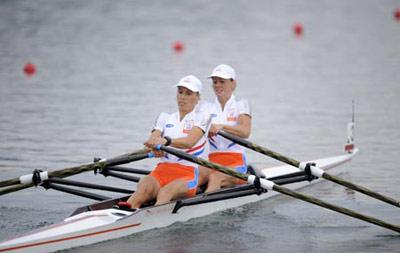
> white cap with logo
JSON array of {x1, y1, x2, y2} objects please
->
[
  {"x1": 209, "y1": 64, "x2": 236, "y2": 80},
  {"x1": 175, "y1": 75, "x2": 202, "y2": 92}
]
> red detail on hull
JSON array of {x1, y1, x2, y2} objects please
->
[{"x1": 344, "y1": 143, "x2": 354, "y2": 153}]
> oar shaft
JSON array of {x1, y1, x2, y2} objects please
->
[
  {"x1": 47, "y1": 153, "x2": 150, "y2": 179},
  {"x1": 322, "y1": 173, "x2": 400, "y2": 208},
  {"x1": 218, "y1": 131, "x2": 400, "y2": 209},
  {"x1": 0, "y1": 149, "x2": 148, "y2": 189},
  {"x1": 273, "y1": 184, "x2": 400, "y2": 233},
  {"x1": 218, "y1": 131, "x2": 300, "y2": 167},
  {"x1": 0, "y1": 183, "x2": 34, "y2": 196},
  {"x1": 0, "y1": 152, "x2": 151, "y2": 196},
  {"x1": 0, "y1": 178, "x2": 20, "y2": 188},
  {"x1": 159, "y1": 145, "x2": 400, "y2": 234}
]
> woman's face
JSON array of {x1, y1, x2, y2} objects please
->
[
  {"x1": 176, "y1": 86, "x2": 199, "y2": 113},
  {"x1": 211, "y1": 77, "x2": 235, "y2": 100}
]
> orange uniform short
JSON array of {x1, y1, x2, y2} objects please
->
[
  {"x1": 209, "y1": 152, "x2": 247, "y2": 184},
  {"x1": 149, "y1": 162, "x2": 199, "y2": 197}
]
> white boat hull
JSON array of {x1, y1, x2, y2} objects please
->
[{"x1": 0, "y1": 151, "x2": 357, "y2": 253}]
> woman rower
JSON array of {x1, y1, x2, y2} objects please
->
[
  {"x1": 123, "y1": 75, "x2": 211, "y2": 209},
  {"x1": 202, "y1": 64, "x2": 252, "y2": 192}
]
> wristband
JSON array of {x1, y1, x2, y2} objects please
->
[{"x1": 163, "y1": 136, "x2": 172, "y2": 146}]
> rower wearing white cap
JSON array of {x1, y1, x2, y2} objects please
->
[
  {"x1": 123, "y1": 75, "x2": 211, "y2": 209},
  {"x1": 203, "y1": 64, "x2": 252, "y2": 192}
]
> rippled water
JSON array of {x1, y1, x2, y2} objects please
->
[{"x1": 1, "y1": 0, "x2": 400, "y2": 252}]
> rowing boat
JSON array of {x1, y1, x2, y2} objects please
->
[{"x1": 0, "y1": 148, "x2": 357, "y2": 253}]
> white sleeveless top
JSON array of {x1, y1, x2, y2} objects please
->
[
  {"x1": 153, "y1": 108, "x2": 211, "y2": 166},
  {"x1": 197, "y1": 95, "x2": 251, "y2": 154}
]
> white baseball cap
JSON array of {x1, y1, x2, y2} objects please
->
[
  {"x1": 175, "y1": 75, "x2": 202, "y2": 92},
  {"x1": 208, "y1": 64, "x2": 236, "y2": 80}
]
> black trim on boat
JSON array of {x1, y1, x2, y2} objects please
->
[
  {"x1": 70, "y1": 198, "x2": 124, "y2": 216},
  {"x1": 172, "y1": 187, "x2": 264, "y2": 213}
]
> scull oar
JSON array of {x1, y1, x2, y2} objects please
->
[
  {"x1": 0, "y1": 148, "x2": 147, "y2": 188},
  {"x1": 158, "y1": 144, "x2": 400, "y2": 234},
  {"x1": 0, "y1": 150, "x2": 152, "y2": 196},
  {"x1": 217, "y1": 131, "x2": 400, "y2": 209}
]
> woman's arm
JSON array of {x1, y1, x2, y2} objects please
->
[
  {"x1": 144, "y1": 130, "x2": 165, "y2": 156},
  {"x1": 209, "y1": 114, "x2": 251, "y2": 138},
  {"x1": 144, "y1": 130, "x2": 162, "y2": 147},
  {"x1": 144, "y1": 127, "x2": 205, "y2": 150},
  {"x1": 169, "y1": 126, "x2": 204, "y2": 149}
]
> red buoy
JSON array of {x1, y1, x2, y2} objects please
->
[
  {"x1": 395, "y1": 8, "x2": 400, "y2": 22},
  {"x1": 293, "y1": 23, "x2": 304, "y2": 38},
  {"x1": 172, "y1": 41, "x2": 185, "y2": 53},
  {"x1": 23, "y1": 62, "x2": 36, "y2": 76}
]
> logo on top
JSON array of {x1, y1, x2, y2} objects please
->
[
  {"x1": 227, "y1": 109, "x2": 237, "y2": 122},
  {"x1": 183, "y1": 120, "x2": 194, "y2": 134}
]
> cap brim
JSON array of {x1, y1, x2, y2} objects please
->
[
  {"x1": 208, "y1": 74, "x2": 233, "y2": 79},
  {"x1": 174, "y1": 83, "x2": 200, "y2": 92}
]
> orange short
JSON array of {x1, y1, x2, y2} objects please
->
[
  {"x1": 209, "y1": 152, "x2": 247, "y2": 184},
  {"x1": 149, "y1": 162, "x2": 199, "y2": 197}
]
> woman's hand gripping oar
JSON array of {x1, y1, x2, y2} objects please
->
[
  {"x1": 0, "y1": 149, "x2": 152, "y2": 196},
  {"x1": 158, "y1": 144, "x2": 400, "y2": 234},
  {"x1": 217, "y1": 131, "x2": 400, "y2": 209}
]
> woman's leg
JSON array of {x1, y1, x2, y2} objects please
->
[
  {"x1": 198, "y1": 166, "x2": 210, "y2": 186},
  {"x1": 155, "y1": 179, "x2": 189, "y2": 205},
  {"x1": 127, "y1": 176, "x2": 160, "y2": 208},
  {"x1": 205, "y1": 153, "x2": 247, "y2": 193},
  {"x1": 205, "y1": 172, "x2": 237, "y2": 193}
]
